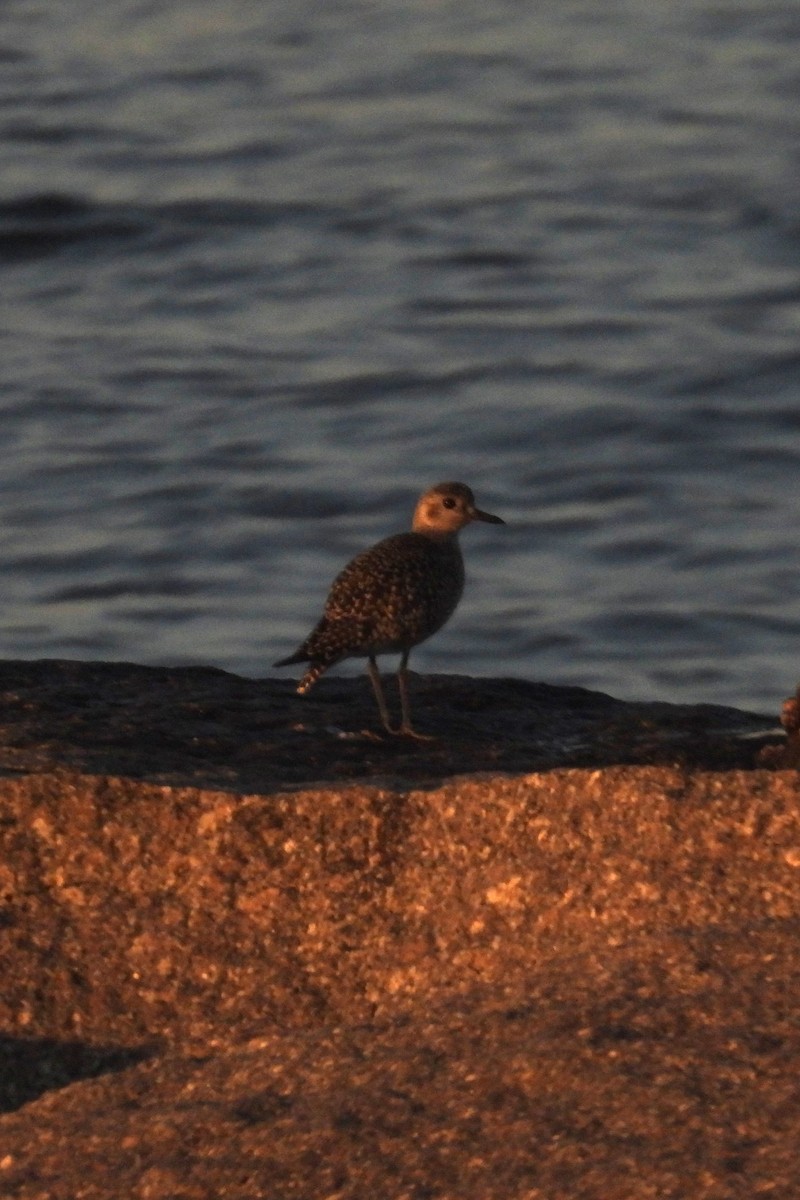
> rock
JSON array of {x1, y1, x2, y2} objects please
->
[
  {"x1": 0, "y1": 660, "x2": 796, "y2": 1198},
  {"x1": 0, "y1": 658, "x2": 779, "y2": 789}
]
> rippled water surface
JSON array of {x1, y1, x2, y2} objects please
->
[{"x1": 1, "y1": 0, "x2": 800, "y2": 711}]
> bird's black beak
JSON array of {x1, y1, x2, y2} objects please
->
[{"x1": 470, "y1": 507, "x2": 505, "y2": 525}]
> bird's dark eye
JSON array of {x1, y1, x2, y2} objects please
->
[{"x1": 442, "y1": 496, "x2": 457, "y2": 509}]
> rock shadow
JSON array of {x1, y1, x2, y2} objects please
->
[{"x1": 0, "y1": 1033, "x2": 157, "y2": 1112}]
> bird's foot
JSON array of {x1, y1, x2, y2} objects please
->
[
  {"x1": 376, "y1": 718, "x2": 435, "y2": 740},
  {"x1": 394, "y1": 724, "x2": 437, "y2": 742}
]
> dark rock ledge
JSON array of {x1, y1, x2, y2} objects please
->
[
  {"x1": 0, "y1": 659, "x2": 798, "y2": 1199},
  {"x1": 0, "y1": 658, "x2": 779, "y2": 789}
]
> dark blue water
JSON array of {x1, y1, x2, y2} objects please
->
[{"x1": 1, "y1": 0, "x2": 800, "y2": 712}]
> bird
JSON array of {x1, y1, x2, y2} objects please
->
[{"x1": 273, "y1": 481, "x2": 505, "y2": 738}]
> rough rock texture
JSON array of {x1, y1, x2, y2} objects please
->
[{"x1": 0, "y1": 659, "x2": 797, "y2": 1199}]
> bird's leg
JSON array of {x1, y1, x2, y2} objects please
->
[
  {"x1": 397, "y1": 651, "x2": 436, "y2": 741},
  {"x1": 367, "y1": 656, "x2": 400, "y2": 735}
]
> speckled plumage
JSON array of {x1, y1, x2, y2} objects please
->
[{"x1": 273, "y1": 482, "x2": 504, "y2": 736}]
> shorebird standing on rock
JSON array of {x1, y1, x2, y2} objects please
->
[{"x1": 273, "y1": 481, "x2": 505, "y2": 738}]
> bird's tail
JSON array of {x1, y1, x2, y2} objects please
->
[
  {"x1": 273, "y1": 648, "x2": 333, "y2": 694},
  {"x1": 272, "y1": 650, "x2": 307, "y2": 668},
  {"x1": 296, "y1": 661, "x2": 330, "y2": 694},
  {"x1": 275, "y1": 617, "x2": 360, "y2": 693}
]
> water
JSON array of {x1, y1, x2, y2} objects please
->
[{"x1": 1, "y1": 0, "x2": 799, "y2": 713}]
